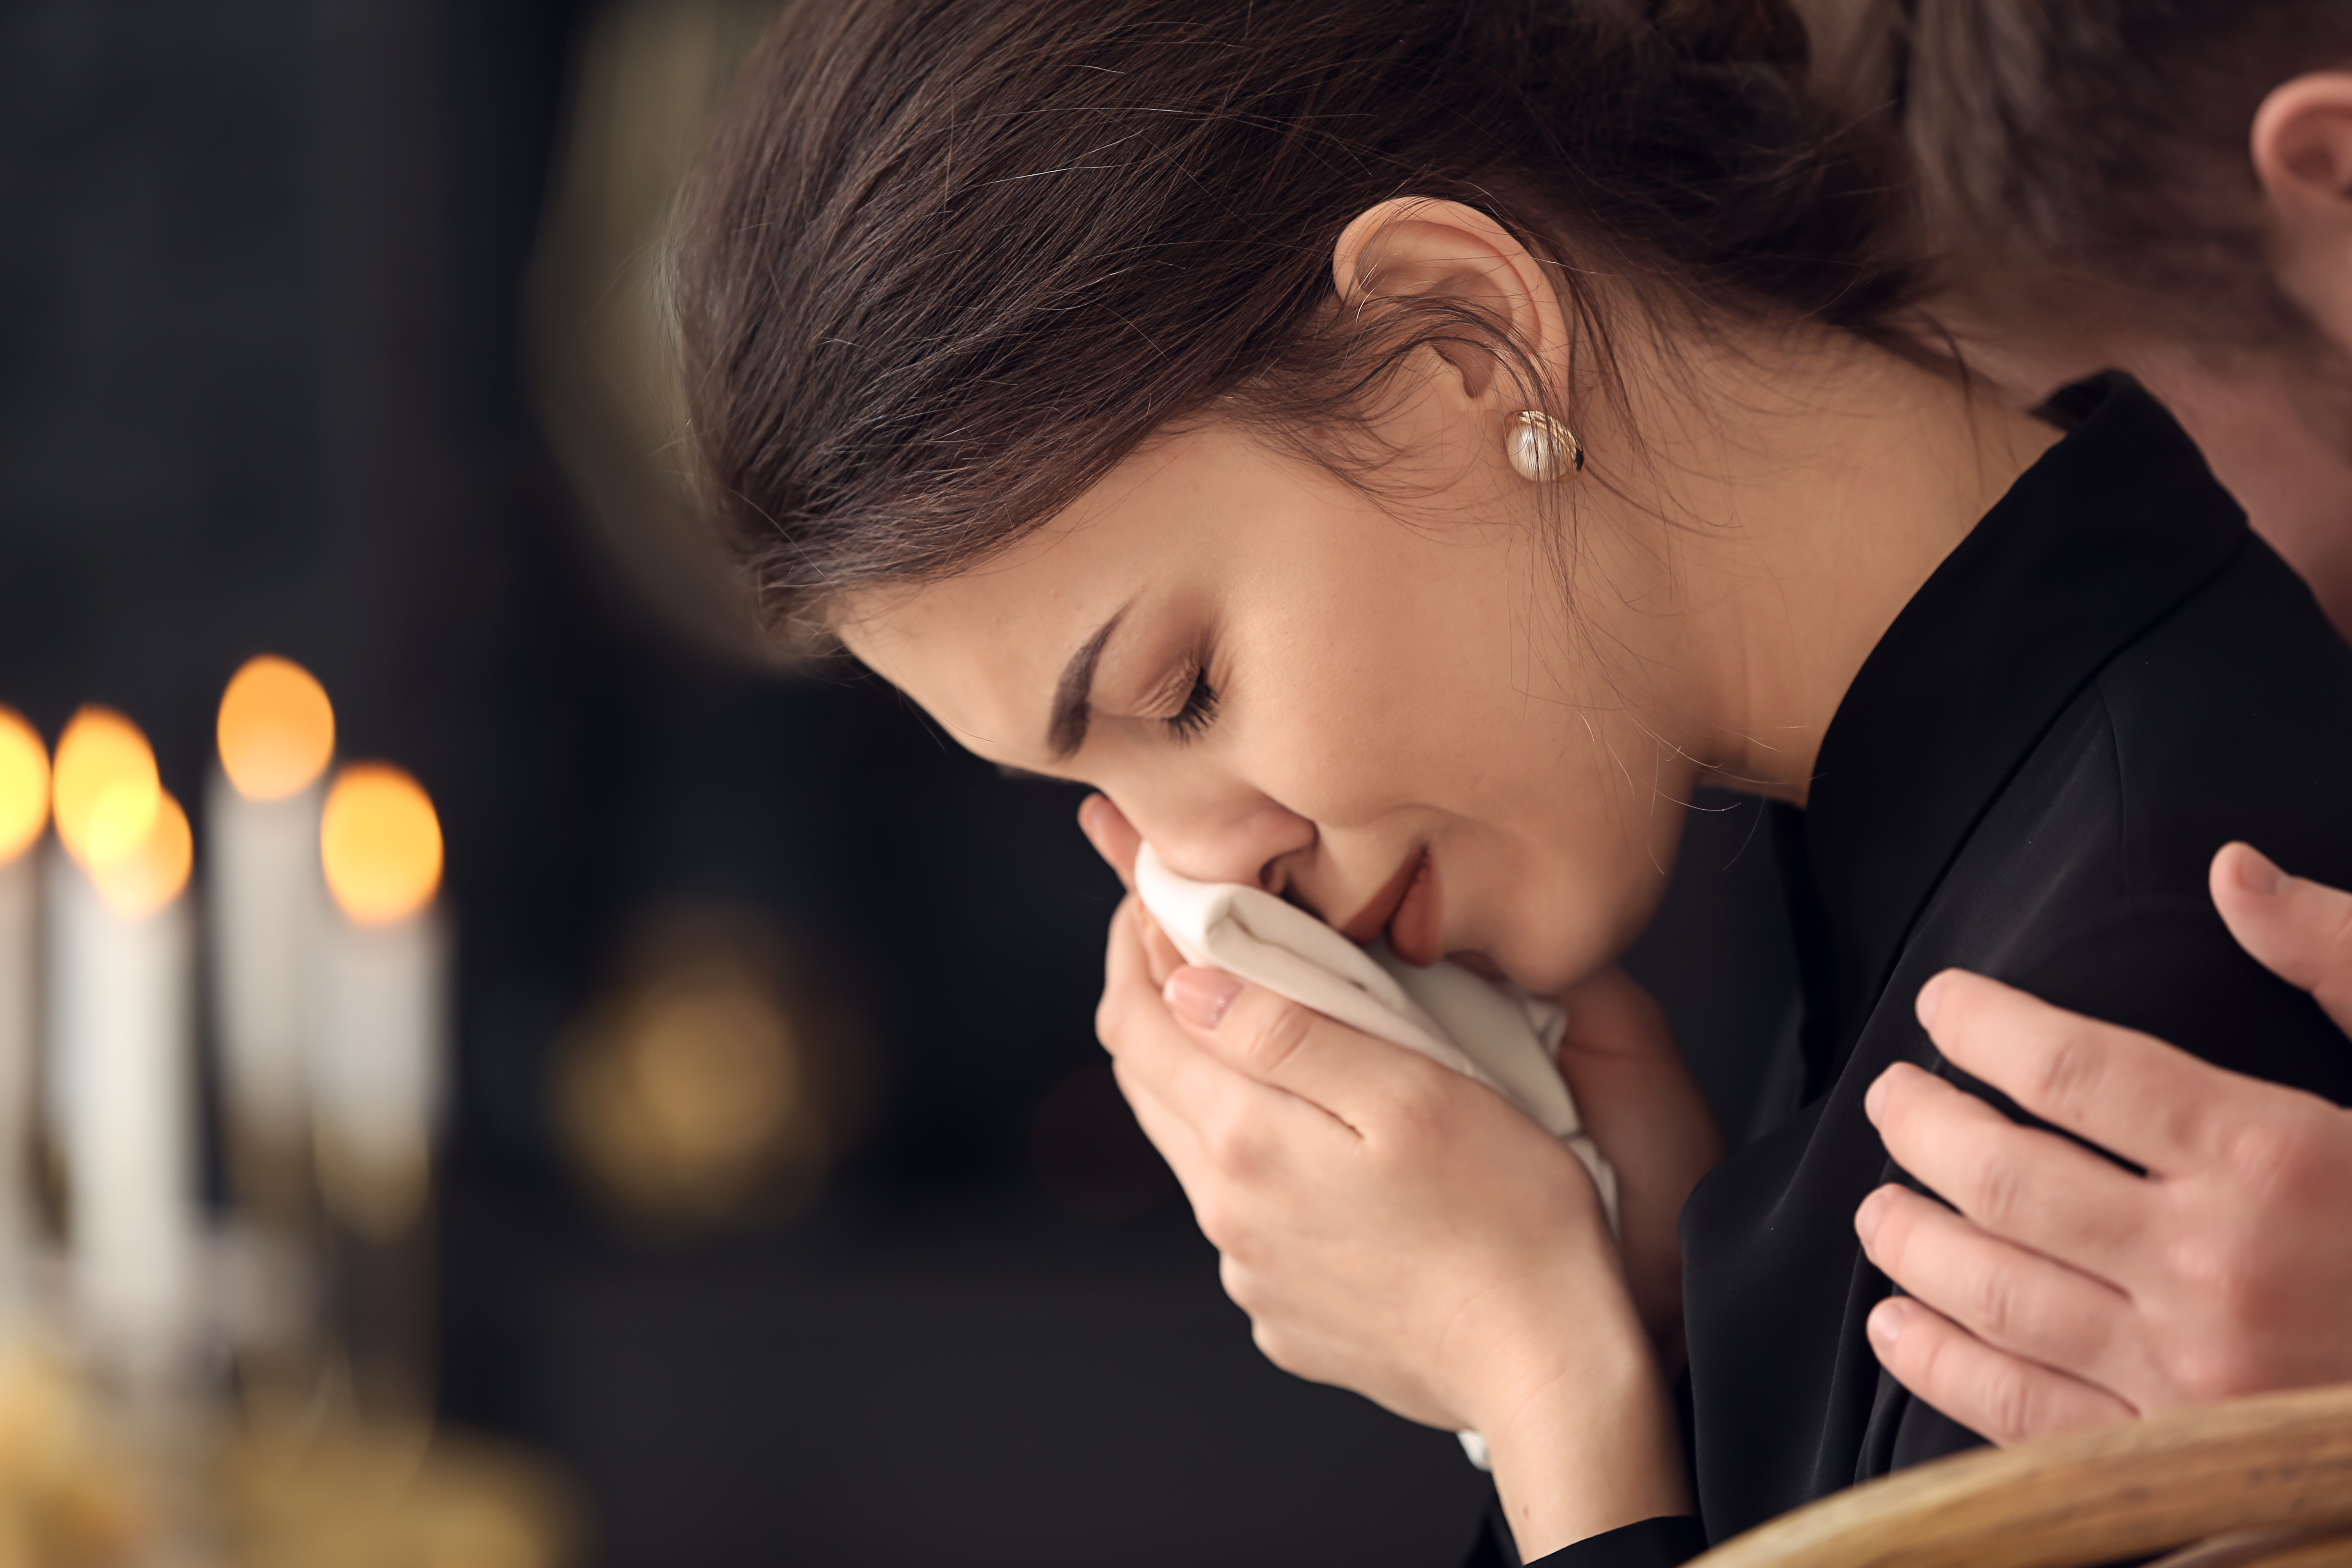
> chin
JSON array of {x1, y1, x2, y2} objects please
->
[{"x1": 1481, "y1": 918, "x2": 1621, "y2": 998}]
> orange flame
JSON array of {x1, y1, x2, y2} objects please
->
[
  {"x1": 52, "y1": 708, "x2": 159, "y2": 869},
  {"x1": 218, "y1": 655, "x2": 335, "y2": 802},
  {"x1": 321, "y1": 763, "x2": 442, "y2": 924},
  {"x1": 90, "y1": 790, "x2": 192, "y2": 918},
  {"x1": 0, "y1": 709, "x2": 47, "y2": 864}
]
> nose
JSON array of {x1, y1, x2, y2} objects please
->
[{"x1": 1115, "y1": 786, "x2": 1315, "y2": 892}]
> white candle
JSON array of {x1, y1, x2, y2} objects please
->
[
  {"x1": 209, "y1": 657, "x2": 336, "y2": 1154},
  {"x1": 0, "y1": 710, "x2": 49, "y2": 1295},
  {"x1": 312, "y1": 763, "x2": 446, "y2": 1241},
  {"x1": 47, "y1": 708, "x2": 196, "y2": 1385}
]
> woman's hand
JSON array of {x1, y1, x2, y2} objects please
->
[
  {"x1": 1855, "y1": 842, "x2": 2352, "y2": 1444},
  {"x1": 1548, "y1": 965, "x2": 1724, "y2": 1372},
  {"x1": 1082, "y1": 797, "x2": 1692, "y2": 1557}
]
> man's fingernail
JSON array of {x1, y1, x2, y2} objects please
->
[
  {"x1": 2231, "y1": 843, "x2": 2285, "y2": 898},
  {"x1": 1078, "y1": 795, "x2": 1105, "y2": 838},
  {"x1": 1864, "y1": 1068, "x2": 1893, "y2": 1124},
  {"x1": 1855, "y1": 1187, "x2": 1889, "y2": 1247},
  {"x1": 1867, "y1": 1298, "x2": 1908, "y2": 1350},
  {"x1": 1165, "y1": 967, "x2": 1242, "y2": 1028},
  {"x1": 1915, "y1": 973, "x2": 1947, "y2": 1031}
]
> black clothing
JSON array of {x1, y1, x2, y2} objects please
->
[{"x1": 1517, "y1": 383, "x2": 2352, "y2": 1566}]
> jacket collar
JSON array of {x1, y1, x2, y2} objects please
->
[{"x1": 1800, "y1": 380, "x2": 2249, "y2": 1066}]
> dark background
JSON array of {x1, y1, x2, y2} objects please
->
[{"x1": 0, "y1": 4, "x2": 1795, "y2": 1563}]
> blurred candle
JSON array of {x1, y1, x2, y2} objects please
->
[
  {"x1": 47, "y1": 709, "x2": 196, "y2": 1384},
  {"x1": 312, "y1": 763, "x2": 445, "y2": 1242},
  {"x1": 0, "y1": 710, "x2": 49, "y2": 1289},
  {"x1": 209, "y1": 657, "x2": 335, "y2": 1164}
]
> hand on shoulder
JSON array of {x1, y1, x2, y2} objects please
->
[{"x1": 1857, "y1": 842, "x2": 2352, "y2": 1443}]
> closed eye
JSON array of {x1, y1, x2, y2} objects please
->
[{"x1": 1165, "y1": 665, "x2": 1219, "y2": 744}]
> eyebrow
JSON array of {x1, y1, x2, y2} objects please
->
[{"x1": 1048, "y1": 606, "x2": 1127, "y2": 759}]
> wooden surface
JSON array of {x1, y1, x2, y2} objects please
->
[
  {"x1": 2148, "y1": 1527, "x2": 2352, "y2": 1568},
  {"x1": 1689, "y1": 1384, "x2": 2352, "y2": 1568}
]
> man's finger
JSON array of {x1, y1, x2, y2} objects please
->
[
  {"x1": 1915, "y1": 969, "x2": 2264, "y2": 1178},
  {"x1": 1866, "y1": 1295, "x2": 2136, "y2": 1446},
  {"x1": 2211, "y1": 842, "x2": 2352, "y2": 1035},
  {"x1": 1866, "y1": 1061, "x2": 2152, "y2": 1279},
  {"x1": 1855, "y1": 1182, "x2": 2142, "y2": 1395},
  {"x1": 1078, "y1": 793, "x2": 1143, "y2": 889},
  {"x1": 1161, "y1": 964, "x2": 1460, "y2": 1140}
]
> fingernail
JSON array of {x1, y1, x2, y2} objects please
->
[
  {"x1": 1854, "y1": 1187, "x2": 1889, "y2": 1247},
  {"x1": 1864, "y1": 1068, "x2": 1893, "y2": 1124},
  {"x1": 1915, "y1": 973, "x2": 1947, "y2": 1031},
  {"x1": 2231, "y1": 843, "x2": 2285, "y2": 898},
  {"x1": 1165, "y1": 967, "x2": 1242, "y2": 1029},
  {"x1": 1077, "y1": 795, "x2": 1105, "y2": 839},
  {"x1": 1867, "y1": 1298, "x2": 1909, "y2": 1350}
]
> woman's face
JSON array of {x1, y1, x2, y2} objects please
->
[{"x1": 840, "y1": 408, "x2": 1703, "y2": 997}]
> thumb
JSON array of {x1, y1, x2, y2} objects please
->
[
  {"x1": 2211, "y1": 841, "x2": 2352, "y2": 1035},
  {"x1": 1162, "y1": 965, "x2": 1421, "y2": 1131}
]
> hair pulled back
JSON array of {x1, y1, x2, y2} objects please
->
[{"x1": 675, "y1": 0, "x2": 1926, "y2": 648}]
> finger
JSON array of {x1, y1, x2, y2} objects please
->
[
  {"x1": 1161, "y1": 964, "x2": 1459, "y2": 1138},
  {"x1": 1104, "y1": 911, "x2": 1350, "y2": 1163},
  {"x1": 1854, "y1": 1183, "x2": 2142, "y2": 1395},
  {"x1": 1865, "y1": 1295, "x2": 2136, "y2": 1446},
  {"x1": 1138, "y1": 907, "x2": 1185, "y2": 989},
  {"x1": 1914, "y1": 969, "x2": 2262, "y2": 1177},
  {"x1": 2211, "y1": 842, "x2": 2352, "y2": 1036},
  {"x1": 1866, "y1": 1060, "x2": 2152, "y2": 1278},
  {"x1": 1078, "y1": 793, "x2": 1143, "y2": 889}
]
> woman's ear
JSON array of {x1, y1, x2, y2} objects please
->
[
  {"x1": 1329, "y1": 198, "x2": 1569, "y2": 406},
  {"x1": 2252, "y1": 72, "x2": 2352, "y2": 353}
]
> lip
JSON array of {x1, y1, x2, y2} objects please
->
[{"x1": 1337, "y1": 847, "x2": 1443, "y2": 967}]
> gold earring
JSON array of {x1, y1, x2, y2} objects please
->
[{"x1": 1506, "y1": 410, "x2": 1583, "y2": 481}]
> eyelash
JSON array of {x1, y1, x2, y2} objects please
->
[{"x1": 1164, "y1": 664, "x2": 1220, "y2": 744}]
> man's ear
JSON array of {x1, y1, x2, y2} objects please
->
[
  {"x1": 1328, "y1": 198, "x2": 1568, "y2": 405},
  {"x1": 2252, "y1": 72, "x2": 2352, "y2": 350}
]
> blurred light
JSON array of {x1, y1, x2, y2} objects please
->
[
  {"x1": 52, "y1": 708, "x2": 159, "y2": 869},
  {"x1": 90, "y1": 791, "x2": 192, "y2": 918},
  {"x1": 83, "y1": 784, "x2": 160, "y2": 869},
  {"x1": 0, "y1": 708, "x2": 49, "y2": 863},
  {"x1": 320, "y1": 764, "x2": 442, "y2": 924},
  {"x1": 559, "y1": 962, "x2": 811, "y2": 1225},
  {"x1": 217, "y1": 656, "x2": 335, "y2": 802},
  {"x1": 555, "y1": 910, "x2": 871, "y2": 1234}
]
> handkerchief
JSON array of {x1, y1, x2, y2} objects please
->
[{"x1": 1132, "y1": 844, "x2": 1618, "y2": 1224}]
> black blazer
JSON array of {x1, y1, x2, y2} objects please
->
[{"x1": 1505, "y1": 383, "x2": 2352, "y2": 1568}]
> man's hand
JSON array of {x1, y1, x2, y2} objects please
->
[{"x1": 1855, "y1": 842, "x2": 2352, "y2": 1445}]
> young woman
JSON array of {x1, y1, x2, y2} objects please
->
[
  {"x1": 1806, "y1": 0, "x2": 2352, "y2": 1453},
  {"x1": 672, "y1": 1, "x2": 2352, "y2": 1561}
]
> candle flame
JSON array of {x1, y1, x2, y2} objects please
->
[
  {"x1": 52, "y1": 708, "x2": 160, "y2": 868},
  {"x1": 218, "y1": 655, "x2": 335, "y2": 802},
  {"x1": 0, "y1": 708, "x2": 47, "y2": 864},
  {"x1": 321, "y1": 763, "x2": 442, "y2": 924},
  {"x1": 90, "y1": 789, "x2": 192, "y2": 918}
]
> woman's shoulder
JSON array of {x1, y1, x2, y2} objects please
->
[
  {"x1": 2092, "y1": 532, "x2": 2352, "y2": 894},
  {"x1": 1922, "y1": 549, "x2": 2352, "y2": 1099}
]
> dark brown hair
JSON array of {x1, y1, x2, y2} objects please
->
[
  {"x1": 1877, "y1": 0, "x2": 2352, "y2": 351},
  {"x1": 675, "y1": 0, "x2": 1930, "y2": 649}
]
